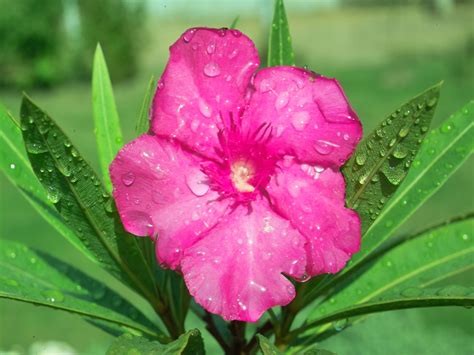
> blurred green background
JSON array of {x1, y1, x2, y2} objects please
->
[{"x1": 1, "y1": 0, "x2": 473, "y2": 353}]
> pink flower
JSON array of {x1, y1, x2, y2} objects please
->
[{"x1": 110, "y1": 28, "x2": 362, "y2": 322}]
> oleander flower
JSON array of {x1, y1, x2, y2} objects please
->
[{"x1": 110, "y1": 27, "x2": 362, "y2": 322}]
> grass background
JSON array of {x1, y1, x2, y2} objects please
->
[{"x1": 1, "y1": 3, "x2": 473, "y2": 354}]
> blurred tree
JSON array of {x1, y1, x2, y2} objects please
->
[
  {"x1": 0, "y1": 0, "x2": 65, "y2": 88},
  {"x1": 76, "y1": 0, "x2": 146, "y2": 81}
]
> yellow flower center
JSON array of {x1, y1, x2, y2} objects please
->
[{"x1": 231, "y1": 160, "x2": 255, "y2": 193}]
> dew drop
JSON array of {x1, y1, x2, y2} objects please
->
[
  {"x1": 182, "y1": 28, "x2": 196, "y2": 43},
  {"x1": 398, "y1": 126, "x2": 410, "y2": 138},
  {"x1": 275, "y1": 91, "x2": 289, "y2": 109},
  {"x1": 286, "y1": 285, "x2": 295, "y2": 296},
  {"x1": 186, "y1": 171, "x2": 210, "y2": 197},
  {"x1": 427, "y1": 96, "x2": 438, "y2": 108},
  {"x1": 199, "y1": 99, "x2": 213, "y2": 118},
  {"x1": 259, "y1": 79, "x2": 274, "y2": 93},
  {"x1": 42, "y1": 289, "x2": 65, "y2": 303},
  {"x1": 333, "y1": 318, "x2": 348, "y2": 332},
  {"x1": 206, "y1": 41, "x2": 216, "y2": 54},
  {"x1": 121, "y1": 172, "x2": 135, "y2": 186},
  {"x1": 190, "y1": 119, "x2": 200, "y2": 132},
  {"x1": 355, "y1": 152, "x2": 366, "y2": 166},
  {"x1": 124, "y1": 211, "x2": 154, "y2": 236},
  {"x1": 46, "y1": 186, "x2": 60, "y2": 204},
  {"x1": 440, "y1": 122, "x2": 453, "y2": 133},
  {"x1": 291, "y1": 112, "x2": 310, "y2": 131},
  {"x1": 203, "y1": 62, "x2": 221, "y2": 77},
  {"x1": 314, "y1": 140, "x2": 339, "y2": 155}
]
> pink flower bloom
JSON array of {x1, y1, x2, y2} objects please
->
[{"x1": 110, "y1": 28, "x2": 362, "y2": 322}]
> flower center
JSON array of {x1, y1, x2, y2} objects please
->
[{"x1": 230, "y1": 160, "x2": 255, "y2": 193}]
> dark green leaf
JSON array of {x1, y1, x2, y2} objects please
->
[
  {"x1": 107, "y1": 329, "x2": 205, "y2": 355},
  {"x1": 0, "y1": 239, "x2": 165, "y2": 341},
  {"x1": 257, "y1": 334, "x2": 283, "y2": 355},
  {"x1": 298, "y1": 218, "x2": 473, "y2": 344},
  {"x1": 135, "y1": 75, "x2": 156, "y2": 136},
  {"x1": 267, "y1": 0, "x2": 295, "y2": 67},
  {"x1": 230, "y1": 15, "x2": 240, "y2": 29},
  {"x1": 20, "y1": 95, "x2": 158, "y2": 305},
  {"x1": 343, "y1": 83, "x2": 442, "y2": 234},
  {"x1": 0, "y1": 103, "x2": 94, "y2": 260},
  {"x1": 92, "y1": 43, "x2": 123, "y2": 190},
  {"x1": 354, "y1": 100, "x2": 474, "y2": 264}
]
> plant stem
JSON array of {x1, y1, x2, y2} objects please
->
[
  {"x1": 203, "y1": 311, "x2": 231, "y2": 353},
  {"x1": 229, "y1": 321, "x2": 247, "y2": 355}
]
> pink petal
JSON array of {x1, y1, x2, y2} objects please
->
[
  {"x1": 241, "y1": 67, "x2": 362, "y2": 167},
  {"x1": 151, "y1": 27, "x2": 260, "y2": 159},
  {"x1": 266, "y1": 160, "x2": 360, "y2": 275},
  {"x1": 181, "y1": 198, "x2": 307, "y2": 322},
  {"x1": 109, "y1": 135, "x2": 229, "y2": 269}
]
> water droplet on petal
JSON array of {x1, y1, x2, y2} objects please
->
[
  {"x1": 228, "y1": 49, "x2": 238, "y2": 59},
  {"x1": 121, "y1": 172, "x2": 135, "y2": 186},
  {"x1": 275, "y1": 91, "x2": 289, "y2": 109},
  {"x1": 183, "y1": 28, "x2": 196, "y2": 43},
  {"x1": 291, "y1": 112, "x2": 310, "y2": 131},
  {"x1": 190, "y1": 119, "x2": 200, "y2": 132},
  {"x1": 259, "y1": 79, "x2": 274, "y2": 93},
  {"x1": 203, "y1": 62, "x2": 221, "y2": 77},
  {"x1": 198, "y1": 99, "x2": 212, "y2": 118},
  {"x1": 314, "y1": 140, "x2": 339, "y2": 155},
  {"x1": 124, "y1": 211, "x2": 154, "y2": 236},
  {"x1": 186, "y1": 171, "x2": 209, "y2": 197},
  {"x1": 206, "y1": 41, "x2": 216, "y2": 54}
]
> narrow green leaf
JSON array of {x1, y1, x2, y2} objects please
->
[
  {"x1": 0, "y1": 103, "x2": 94, "y2": 260},
  {"x1": 257, "y1": 334, "x2": 283, "y2": 355},
  {"x1": 343, "y1": 83, "x2": 442, "y2": 234},
  {"x1": 298, "y1": 218, "x2": 473, "y2": 344},
  {"x1": 267, "y1": 0, "x2": 295, "y2": 67},
  {"x1": 355, "y1": 100, "x2": 474, "y2": 264},
  {"x1": 92, "y1": 43, "x2": 123, "y2": 190},
  {"x1": 135, "y1": 75, "x2": 156, "y2": 136},
  {"x1": 230, "y1": 15, "x2": 240, "y2": 29},
  {"x1": 0, "y1": 239, "x2": 165, "y2": 340},
  {"x1": 107, "y1": 329, "x2": 205, "y2": 354},
  {"x1": 292, "y1": 286, "x2": 474, "y2": 345},
  {"x1": 20, "y1": 95, "x2": 158, "y2": 304}
]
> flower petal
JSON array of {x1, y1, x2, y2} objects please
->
[
  {"x1": 151, "y1": 27, "x2": 260, "y2": 159},
  {"x1": 109, "y1": 135, "x2": 229, "y2": 269},
  {"x1": 266, "y1": 160, "x2": 360, "y2": 275},
  {"x1": 242, "y1": 67, "x2": 362, "y2": 167},
  {"x1": 181, "y1": 198, "x2": 306, "y2": 321}
]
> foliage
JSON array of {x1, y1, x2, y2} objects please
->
[
  {"x1": 0, "y1": 0, "x2": 472, "y2": 353},
  {"x1": 0, "y1": 0, "x2": 65, "y2": 88}
]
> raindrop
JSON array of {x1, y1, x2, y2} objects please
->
[
  {"x1": 26, "y1": 142, "x2": 48, "y2": 154},
  {"x1": 42, "y1": 289, "x2": 65, "y2": 303},
  {"x1": 440, "y1": 122, "x2": 453, "y2": 133},
  {"x1": 182, "y1": 28, "x2": 196, "y2": 43},
  {"x1": 291, "y1": 112, "x2": 310, "y2": 131},
  {"x1": 121, "y1": 172, "x2": 135, "y2": 186},
  {"x1": 398, "y1": 126, "x2": 410, "y2": 138},
  {"x1": 355, "y1": 152, "x2": 366, "y2": 166},
  {"x1": 190, "y1": 120, "x2": 200, "y2": 132},
  {"x1": 275, "y1": 91, "x2": 289, "y2": 109},
  {"x1": 203, "y1": 62, "x2": 221, "y2": 77},
  {"x1": 228, "y1": 49, "x2": 238, "y2": 59},
  {"x1": 46, "y1": 186, "x2": 60, "y2": 204},
  {"x1": 186, "y1": 171, "x2": 210, "y2": 197},
  {"x1": 206, "y1": 41, "x2": 216, "y2": 54},
  {"x1": 332, "y1": 319, "x2": 348, "y2": 332},
  {"x1": 259, "y1": 79, "x2": 274, "y2": 93},
  {"x1": 286, "y1": 285, "x2": 295, "y2": 296},
  {"x1": 124, "y1": 211, "x2": 154, "y2": 236},
  {"x1": 427, "y1": 96, "x2": 438, "y2": 108},
  {"x1": 314, "y1": 140, "x2": 339, "y2": 155},
  {"x1": 392, "y1": 146, "x2": 409, "y2": 159},
  {"x1": 199, "y1": 99, "x2": 213, "y2": 118}
]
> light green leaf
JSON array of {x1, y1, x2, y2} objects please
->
[
  {"x1": 0, "y1": 103, "x2": 93, "y2": 260},
  {"x1": 92, "y1": 43, "x2": 123, "y2": 190},
  {"x1": 297, "y1": 217, "x2": 473, "y2": 345},
  {"x1": 342, "y1": 83, "x2": 442, "y2": 234},
  {"x1": 107, "y1": 329, "x2": 205, "y2": 354},
  {"x1": 257, "y1": 334, "x2": 283, "y2": 355},
  {"x1": 0, "y1": 239, "x2": 165, "y2": 341},
  {"x1": 267, "y1": 0, "x2": 295, "y2": 67},
  {"x1": 290, "y1": 286, "x2": 474, "y2": 350},
  {"x1": 20, "y1": 95, "x2": 158, "y2": 305},
  {"x1": 230, "y1": 15, "x2": 240, "y2": 29},
  {"x1": 135, "y1": 75, "x2": 156, "y2": 136},
  {"x1": 353, "y1": 100, "x2": 474, "y2": 265}
]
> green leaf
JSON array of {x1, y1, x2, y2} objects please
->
[
  {"x1": 267, "y1": 0, "x2": 295, "y2": 67},
  {"x1": 0, "y1": 239, "x2": 165, "y2": 341},
  {"x1": 230, "y1": 15, "x2": 240, "y2": 29},
  {"x1": 354, "y1": 100, "x2": 474, "y2": 264},
  {"x1": 92, "y1": 43, "x2": 123, "y2": 190},
  {"x1": 0, "y1": 103, "x2": 94, "y2": 260},
  {"x1": 135, "y1": 75, "x2": 156, "y2": 136},
  {"x1": 257, "y1": 334, "x2": 283, "y2": 355},
  {"x1": 291, "y1": 286, "x2": 474, "y2": 347},
  {"x1": 19, "y1": 95, "x2": 158, "y2": 304},
  {"x1": 107, "y1": 329, "x2": 205, "y2": 354},
  {"x1": 298, "y1": 217, "x2": 473, "y2": 343},
  {"x1": 342, "y1": 83, "x2": 442, "y2": 234}
]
